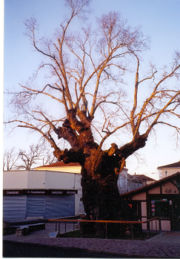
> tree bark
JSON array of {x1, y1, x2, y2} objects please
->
[
  {"x1": 54, "y1": 130, "x2": 148, "y2": 223},
  {"x1": 80, "y1": 150, "x2": 122, "y2": 236},
  {"x1": 82, "y1": 150, "x2": 122, "y2": 215}
]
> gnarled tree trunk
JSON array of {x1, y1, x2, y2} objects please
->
[
  {"x1": 53, "y1": 119, "x2": 148, "y2": 236},
  {"x1": 80, "y1": 149, "x2": 122, "y2": 236},
  {"x1": 81, "y1": 153, "x2": 120, "y2": 220},
  {"x1": 54, "y1": 116, "x2": 148, "y2": 225}
]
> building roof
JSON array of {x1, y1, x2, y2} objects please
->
[
  {"x1": 120, "y1": 171, "x2": 180, "y2": 197},
  {"x1": 158, "y1": 161, "x2": 180, "y2": 169},
  {"x1": 34, "y1": 161, "x2": 81, "y2": 174},
  {"x1": 35, "y1": 161, "x2": 81, "y2": 169},
  {"x1": 128, "y1": 174, "x2": 155, "y2": 182}
]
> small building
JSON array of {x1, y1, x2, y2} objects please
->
[
  {"x1": 158, "y1": 161, "x2": 180, "y2": 179},
  {"x1": 118, "y1": 170, "x2": 155, "y2": 194},
  {"x1": 129, "y1": 174, "x2": 155, "y2": 186},
  {"x1": 120, "y1": 172, "x2": 180, "y2": 231},
  {"x1": 3, "y1": 169, "x2": 84, "y2": 222}
]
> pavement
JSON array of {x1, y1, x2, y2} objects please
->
[{"x1": 3, "y1": 223, "x2": 180, "y2": 258}]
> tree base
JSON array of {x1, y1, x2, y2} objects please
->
[{"x1": 80, "y1": 221, "x2": 129, "y2": 238}]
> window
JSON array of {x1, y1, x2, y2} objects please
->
[{"x1": 151, "y1": 199, "x2": 171, "y2": 219}]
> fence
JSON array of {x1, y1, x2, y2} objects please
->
[{"x1": 48, "y1": 217, "x2": 161, "y2": 239}]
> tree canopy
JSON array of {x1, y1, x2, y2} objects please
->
[{"x1": 7, "y1": 0, "x2": 180, "y2": 221}]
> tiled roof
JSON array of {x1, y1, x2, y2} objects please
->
[
  {"x1": 35, "y1": 161, "x2": 81, "y2": 169},
  {"x1": 128, "y1": 174, "x2": 155, "y2": 182},
  {"x1": 157, "y1": 161, "x2": 180, "y2": 169}
]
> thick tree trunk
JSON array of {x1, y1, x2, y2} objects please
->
[
  {"x1": 81, "y1": 168, "x2": 122, "y2": 237},
  {"x1": 54, "y1": 120, "x2": 148, "y2": 236},
  {"x1": 81, "y1": 169, "x2": 120, "y2": 220},
  {"x1": 80, "y1": 150, "x2": 122, "y2": 237},
  {"x1": 78, "y1": 135, "x2": 147, "y2": 236},
  {"x1": 80, "y1": 147, "x2": 121, "y2": 219}
]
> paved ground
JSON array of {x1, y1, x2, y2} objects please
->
[{"x1": 3, "y1": 223, "x2": 180, "y2": 258}]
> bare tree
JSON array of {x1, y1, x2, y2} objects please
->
[
  {"x1": 3, "y1": 143, "x2": 56, "y2": 171},
  {"x1": 17, "y1": 143, "x2": 56, "y2": 170},
  {"x1": 3, "y1": 148, "x2": 19, "y2": 171},
  {"x1": 7, "y1": 0, "x2": 180, "y2": 224},
  {"x1": 41, "y1": 151, "x2": 57, "y2": 166}
]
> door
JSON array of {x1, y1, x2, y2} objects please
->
[
  {"x1": 3, "y1": 195, "x2": 27, "y2": 221},
  {"x1": 172, "y1": 198, "x2": 180, "y2": 231}
]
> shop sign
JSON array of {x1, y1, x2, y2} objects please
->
[
  {"x1": 51, "y1": 191, "x2": 64, "y2": 195},
  {"x1": 26, "y1": 190, "x2": 45, "y2": 194},
  {"x1": 5, "y1": 190, "x2": 20, "y2": 195}
]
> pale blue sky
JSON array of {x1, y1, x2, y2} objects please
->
[{"x1": 3, "y1": 0, "x2": 180, "y2": 178}]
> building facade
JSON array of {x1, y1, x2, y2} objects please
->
[
  {"x1": 121, "y1": 172, "x2": 180, "y2": 231},
  {"x1": 3, "y1": 161, "x2": 158, "y2": 223},
  {"x1": 158, "y1": 161, "x2": 180, "y2": 179},
  {"x1": 117, "y1": 170, "x2": 155, "y2": 194},
  {"x1": 3, "y1": 170, "x2": 84, "y2": 222}
]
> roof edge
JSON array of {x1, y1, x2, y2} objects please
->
[
  {"x1": 120, "y1": 171, "x2": 180, "y2": 197},
  {"x1": 158, "y1": 161, "x2": 180, "y2": 169}
]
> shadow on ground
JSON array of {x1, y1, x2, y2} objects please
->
[{"x1": 4, "y1": 240, "x2": 141, "y2": 258}]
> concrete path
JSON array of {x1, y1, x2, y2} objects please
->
[
  {"x1": 147, "y1": 231, "x2": 180, "y2": 244},
  {"x1": 3, "y1": 226, "x2": 180, "y2": 258}
]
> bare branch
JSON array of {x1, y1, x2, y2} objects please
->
[
  {"x1": 3, "y1": 148, "x2": 19, "y2": 171},
  {"x1": 6, "y1": 1, "x2": 180, "y2": 200}
]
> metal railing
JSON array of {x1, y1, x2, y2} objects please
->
[{"x1": 48, "y1": 217, "x2": 161, "y2": 239}]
